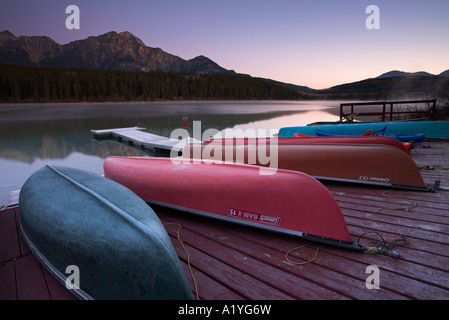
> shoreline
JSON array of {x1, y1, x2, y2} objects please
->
[
  {"x1": 0, "y1": 98, "x2": 321, "y2": 106},
  {"x1": 0, "y1": 99, "x2": 352, "y2": 109}
]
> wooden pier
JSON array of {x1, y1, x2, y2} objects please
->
[
  {"x1": 1, "y1": 140, "x2": 449, "y2": 300},
  {"x1": 339, "y1": 99, "x2": 437, "y2": 122},
  {"x1": 91, "y1": 126, "x2": 200, "y2": 153}
]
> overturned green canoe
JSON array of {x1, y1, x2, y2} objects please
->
[{"x1": 19, "y1": 165, "x2": 193, "y2": 300}]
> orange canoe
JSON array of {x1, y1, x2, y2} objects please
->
[
  {"x1": 205, "y1": 136, "x2": 412, "y2": 155},
  {"x1": 291, "y1": 135, "x2": 412, "y2": 155},
  {"x1": 184, "y1": 142, "x2": 428, "y2": 191}
]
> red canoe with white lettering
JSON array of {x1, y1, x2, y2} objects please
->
[{"x1": 104, "y1": 156, "x2": 363, "y2": 251}]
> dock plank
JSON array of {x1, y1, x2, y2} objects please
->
[
  {"x1": 15, "y1": 254, "x2": 50, "y2": 300},
  {"x1": 178, "y1": 262, "x2": 244, "y2": 300},
  {"x1": 0, "y1": 207, "x2": 20, "y2": 262},
  {"x1": 0, "y1": 261, "x2": 16, "y2": 300},
  {"x1": 158, "y1": 209, "x2": 345, "y2": 300},
  {"x1": 42, "y1": 266, "x2": 77, "y2": 300},
  {"x1": 92, "y1": 126, "x2": 201, "y2": 152},
  {"x1": 158, "y1": 208, "x2": 405, "y2": 300}
]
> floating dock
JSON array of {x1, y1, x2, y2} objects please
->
[
  {"x1": 91, "y1": 126, "x2": 200, "y2": 153},
  {"x1": 1, "y1": 140, "x2": 449, "y2": 300}
]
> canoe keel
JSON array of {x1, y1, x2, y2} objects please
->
[{"x1": 104, "y1": 157, "x2": 364, "y2": 251}]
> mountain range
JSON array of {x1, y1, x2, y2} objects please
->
[
  {"x1": 319, "y1": 70, "x2": 449, "y2": 100},
  {"x1": 1, "y1": 30, "x2": 448, "y2": 99},
  {"x1": 284, "y1": 69, "x2": 449, "y2": 96},
  {"x1": 375, "y1": 70, "x2": 449, "y2": 79},
  {"x1": 0, "y1": 30, "x2": 235, "y2": 75}
]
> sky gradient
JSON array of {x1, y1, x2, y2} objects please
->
[{"x1": 1, "y1": 0, "x2": 448, "y2": 89}]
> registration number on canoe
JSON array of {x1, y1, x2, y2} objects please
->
[
  {"x1": 359, "y1": 176, "x2": 390, "y2": 183},
  {"x1": 228, "y1": 208, "x2": 281, "y2": 226}
]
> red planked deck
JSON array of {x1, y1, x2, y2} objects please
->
[{"x1": 1, "y1": 141, "x2": 449, "y2": 300}]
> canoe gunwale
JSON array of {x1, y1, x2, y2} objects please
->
[
  {"x1": 144, "y1": 198, "x2": 365, "y2": 252},
  {"x1": 312, "y1": 175, "x2": 435, "y2": 192},
  {"x1": 19, "y1": 222, "x2": 93, "y2": 300},
  {"x1": 314, "y1": 128, "x2": 425, "y2": 142}
]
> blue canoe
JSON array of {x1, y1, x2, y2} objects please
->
[
  {"x1": 279, "y1": 120, "x2": 449, "y2": 140},
  {"x1": 314, "y1": 127, "x2": 425, "y2": 143},
  {"x1": 19, "y1": 165, "x2": 193, "y2": 300}
]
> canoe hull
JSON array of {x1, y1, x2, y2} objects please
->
[
  {"x1": 279, "y1": 120, "x2": 449, "y2": 140},
  {"x1": 104, "y1": 157, "x2": 363, "y2": 251},
  {"x1": 206, "y1": 136, "x2": 412, "y2": 155},
  {"x1": 184, "y1": 143, "x2": 427, "y2": 191},
  {"x1": 19, "y1": 165, "x2": 193, "y2": 300},
  {"x1": 314, "y1": 128, "x2": 425, "y2": 143}
]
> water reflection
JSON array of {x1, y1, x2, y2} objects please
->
[
  {"x1": 0, "y1": 101, "x2": 342, "y2": 206},
  {"x1": 226, "y1": 110, "x2": 342, "y2": 137}
]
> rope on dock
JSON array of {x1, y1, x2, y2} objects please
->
[{"x1": 375, "y1": 189, "x2": 417, "y2": 213}]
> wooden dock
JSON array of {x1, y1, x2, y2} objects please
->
[
  {"x1": 1, "y1": 141, "x2": 449, "y2": 300},
  {"x1": 91, "y1": 126, "x2": 200, "y2": 153}
]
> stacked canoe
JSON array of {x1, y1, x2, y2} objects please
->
[
  {"x1": 313, "y1": 128, "x2": 425, "y2": 143},
  {"x1": 279, "y1": 120, "x2": 449, "y2": 140},
  {"x1": 188, "y1": 136, "x2": 428, "y2": 191}
]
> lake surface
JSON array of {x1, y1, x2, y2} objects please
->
[{"x1": 0, "y1": 100, "x2": 348, "y2": 206}]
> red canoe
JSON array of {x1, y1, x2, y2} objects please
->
[
  {"x1": 185, "y1": 142, "x2": 428, "y2": 191},
  {"x1": 104, "y1": 157, "x2": 364, "y2": 251},
  {"x1": 205, "y1": 136, "x2": 412, "y2": 155}
]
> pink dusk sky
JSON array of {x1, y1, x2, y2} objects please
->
[{"x1": 1, "y1": 0, "x2": 448, "y2": 89}]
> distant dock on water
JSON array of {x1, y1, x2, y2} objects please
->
[{"x1": 91, "y1": 126, "x2": 200, "y2": 154}]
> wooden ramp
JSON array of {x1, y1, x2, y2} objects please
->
[{"x1": 91, "y1": 127, "x2": 200, "y2": 153}]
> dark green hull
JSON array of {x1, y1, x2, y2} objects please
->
[{"x1": 19, "y1": 165, "x2": 192, "y2": 300}]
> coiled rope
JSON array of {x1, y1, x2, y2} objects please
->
[
  {"x1": 376, "y1": 189, "x2": 417, "y2": 213},
  {"x1": 285, "y1": 243, "x2": 324, "y2": 265}
]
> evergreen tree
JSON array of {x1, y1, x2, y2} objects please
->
[{"x1": 0, "y1": 63, "x2": 307, "y2": 102}]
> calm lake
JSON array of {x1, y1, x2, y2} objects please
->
[{"x1": 0, "y1": 100, "x2": 350, "y2": 206}]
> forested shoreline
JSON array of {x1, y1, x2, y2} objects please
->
[{"x1": 0, "y1": 63, "x2": 306, "y2": 103}]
